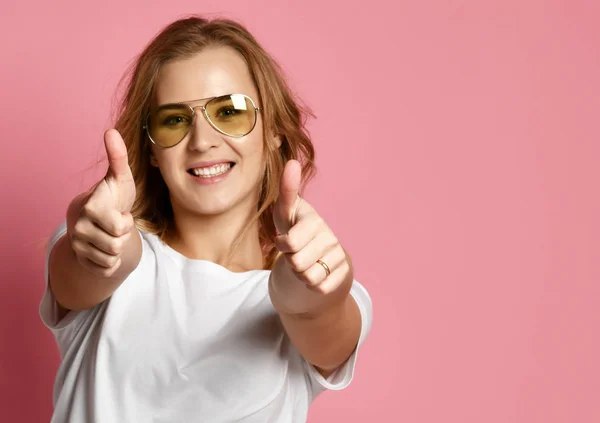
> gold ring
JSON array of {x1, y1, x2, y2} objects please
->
[{"x1": 316, "y1": 259, "x2": 331, "y2": 277}]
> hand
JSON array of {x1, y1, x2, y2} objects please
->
[
  {"x1": 271, "y1": 160, "x2": 352, "y2": 309},
  {"x1": 66, "y1": 129, "x2": 137, "y2": 278}
]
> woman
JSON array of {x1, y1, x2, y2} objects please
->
[{"x1": 40, "y1": 16, "x2": 372, "y2": 422}]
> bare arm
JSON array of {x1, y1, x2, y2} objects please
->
[
  {"x1": 269, "y1": 160, "x2": 366, "y2": 378},
  {"x1": 275, "y1": 290, "x2": 361, "y2": 377},
  {"x1": 270, "y1": 251, "x2": 362, "y2": 377},
  {"x1": 49, "y1": 192, "x2": 142, "y2": 311},
  {"x1": 49, "y1": 129, "x2": 140, "y2": 312}
]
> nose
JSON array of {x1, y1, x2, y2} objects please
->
[{"x1": 186, "y1": 107, "x2": 222, "y2": 153}]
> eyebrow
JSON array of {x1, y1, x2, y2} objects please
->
[
  {"x1": 155, "y1": 94, "x2": 231, "y2": 109},
  {"x1": 154, "y1": 103, "x2": 190, "y2": 110}
]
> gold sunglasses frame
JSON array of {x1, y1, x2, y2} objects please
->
[{"x1": 143, "y1": 93, "x2": 261, "y2": 148}]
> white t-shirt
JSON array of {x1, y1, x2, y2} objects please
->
[{"x1": 40, "y1": 221, "x2": 373, "y2": 423}]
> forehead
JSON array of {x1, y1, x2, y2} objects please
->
[{"x1": 153, "y1": 46, "x2": 259, "y2": 105}]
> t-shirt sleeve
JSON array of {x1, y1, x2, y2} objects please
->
[
  {"x1": 39, "y1": 220, "x2": 94, "y2": 356},
  {"x1": 304, "y1": 279, "x2": 373, "y2": 397}
]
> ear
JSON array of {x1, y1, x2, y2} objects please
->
[
  {"x1": 150, "y1": 153, "x2": 159, "y2": 167},
  {"x1": 274, "y1": 134, "x2": 283, "y2": 148}
]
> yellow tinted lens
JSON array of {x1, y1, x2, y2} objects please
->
[
  {"x1": 149, "y1": 105, "x2": 193, "y2": 147},
  {"x1": 205, "y1": 94, "x2": 255, "y2": 136}
]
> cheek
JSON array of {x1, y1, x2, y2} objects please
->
[
  {"x1": 235, "y1": 134, "x2": 266, "y2": 169},
  {"x1": 153, "y1": 151, "x2": 180, "y2": 183},
  {"x1": 248, "y1": 142, "x2": 268, "y2": 181},
  {"x1": 229, "y1": 140, "x2": 265, "y2": 194}
]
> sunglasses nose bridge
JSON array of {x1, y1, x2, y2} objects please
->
[
  {"x1": 187, "y1": 104, "x2": 220, "y2": 140},
  {"x1": 189, "y1": 104, "x2": 210, "y2": 125}
]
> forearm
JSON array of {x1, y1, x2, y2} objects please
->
[
  {"x1": 49, "y1": 229, "x2": 141, "y2": 311},
  {"x1": 269, "y1": 254, "x2": 362, "y2": 372},
  {"x1": 268, "y1": 193, "x2": 363, "y2": 374},
  {"x1": 49, "y1": 192, "x2": 142, "y2": 311},
  {"x1": 278, "y1": 292, "x2": 361, "y2": 372}
]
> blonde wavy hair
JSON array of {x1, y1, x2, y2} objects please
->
[{"x1": 112, "y1": 16, "x2": 316, "y2": 269}]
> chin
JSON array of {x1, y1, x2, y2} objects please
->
[
  {"x1": 167, "y1": 171, "x2": 262, "y2": 218},
  {"x1": 177, "y1": 190, "x2": 259, "y2": 218},
  {"x1": 191, "y1": 202, "x2": 235, "y2": 217}
]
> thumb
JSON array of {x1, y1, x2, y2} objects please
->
[
  {"x1": 274, "y1": 160, "x2": 302, "y2": 233},
  {"x1": 104, "y1": 129, "x2": 133, "y2": 182},
  {"x1": 279, "y1": 160, "x2": 302, "y2": 212}
]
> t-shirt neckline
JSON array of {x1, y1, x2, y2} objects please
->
[{"x1": 150, "y1": 233, "x2": 270, "y2": 278}]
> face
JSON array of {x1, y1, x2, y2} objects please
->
[{"x1": 149, "y1": 46, "x2": 275, "y2": 219}]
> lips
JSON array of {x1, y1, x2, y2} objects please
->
[
  {"x1": 186, "y1": 159, "x2": 235, "y2": 169},
  {"x1": 188, "y1": 162, "x2": 234, "y2": 177}
]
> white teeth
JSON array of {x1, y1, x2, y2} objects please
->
[{"x1": 191, "y1": 163, "x2": 232, "y2": 178}]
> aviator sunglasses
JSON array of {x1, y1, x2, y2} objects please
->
[{"x1": 144, "y1": 93, "x2": 261, "y2": 148}]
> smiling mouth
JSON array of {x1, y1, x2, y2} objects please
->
[{"x1": 187, "y1": 162, "x2": 235, "y2": 178}]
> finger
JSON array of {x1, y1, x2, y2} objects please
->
[
  {"x1": 285, "y1": 231, "x2": 339, "y2": 274},
  {"x1": 82, "y1": 202, "x2": 134, "y2": 237},
  {"x1": 86, "y1": 245, "x2": 121, "y2": 268},
  {"x1": 274, "y1": 213, "x2": 321, "y2": 253},
  {"x1": 81, "y1": 227, "x2": 130, "y2": 256},
  {"x1": 303, "y1": 245, "x2": 346, "y2": 285},
  {"x1": 72, "y1": 239, "x2": 121, "y2": 268},
  {"x1": 72, "y1": 215, "x2": 130, "y2": 255},
  {"x1": 81, "y1": 257, "x2": 122, "y2": 278},
  {"x1": 305, "y1": 260, "x2": 351, "y2": 295},
  {"x1": 104, "y1": 129, "x2": 133, "y2": 182}
]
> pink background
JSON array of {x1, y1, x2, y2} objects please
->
[{"x1": 1, "y1": 0, "x2": 599, "y2": 422}]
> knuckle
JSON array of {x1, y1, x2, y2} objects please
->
[
  {"x1": 112, "y1": 221, "x2": 126, "y2": 236},
  {"x1": 329, "y1": 234, "x2": 340, "y2": 247},
  {"x1": 108, "y1": 238, "x2": 123, "y2": 255},
  {"x1": 97, "y1": 267, "x2": 114, "y2": 278},
  {"x1": 304, "y1": 272, "x2": 319, "y2": 286},
  {"x1": 123, "y1": 213, "x2": 135, "y2": 229},
  {"x1": 105, "y1": 258, "x2": 118, "y2": 269},
  {"x1": 81, "y1": 202, "x2": 96, "y2": 217},
  {"x1": 286, "y1": 237, "x2": 301, "y2": 252},
  {"x1": 288, "y1": 254, "x2": 304, "y2": 272},
  {"x1": 73, "y1": 220, "x2": 86, "y2": 236},
  {"x1": 111, "y1": 224, "x2": 122, "y2": 237},
  {"x1": 313, "y1": 215, "x2": 326, "y2": 229},
  {"x1": 98, "y1": 254, "x2": 116, "y2": 269}
]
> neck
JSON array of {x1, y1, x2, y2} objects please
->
[{"x1": 165, "y1": 202, "x2": 264, "y2": 272}]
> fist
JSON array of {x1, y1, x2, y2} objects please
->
[
  {"x1": 67, "y1": 129, "x2": 136, "y2": 278},
  {"x1": 272, "y1": 160, "x2": 352, "y2": 296}
]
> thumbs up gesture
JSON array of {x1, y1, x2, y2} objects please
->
[
  {"x1": 66, "y1": 129, "x2": 137, "y2": 278},
  {"x1": 270, "y1": 160, "x2": 353, "y2": 314}
]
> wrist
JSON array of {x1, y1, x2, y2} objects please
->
[
  {"x1": 285, "y1": 295, "x2": 349, "y2": 321},
  {"x1": 270, "y1": 275, "x2": 351, "y2": 319}
]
